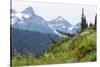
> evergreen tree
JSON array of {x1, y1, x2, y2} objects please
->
[
  {"x1": 81, "y1": 8, "x2": 88, "y2": 32},
  {"x1": 89, "y1": 23, "x2": 93, "y2": 27},
  {"x1": 95, "y1": 14, "x2": 97, "y2": 29}
]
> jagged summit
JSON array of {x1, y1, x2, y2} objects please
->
[
  {"x1": 22, "y1": 6, "x2": 34, "y2": 14},
  {"x1": 56, "y1": 16, "x2": 64, "y2": 21}
]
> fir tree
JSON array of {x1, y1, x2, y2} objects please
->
[
  {"x1": 81, "y1": 8, "x2": 88, "y2": 32},
  {"x1": 95, "y1": 14, "x2": 97, "y2": 29}
]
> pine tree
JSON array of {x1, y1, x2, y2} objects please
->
[{"x1": 81, "y1": 8, "x2": 88, "y2": 32}]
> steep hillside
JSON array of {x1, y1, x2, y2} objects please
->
[
  {"x1": 11, "y1": 28, "x2": 60, "y2": 57},
  {"x1": 12, "y1": 28, "x2": 96, "y2": 66}
]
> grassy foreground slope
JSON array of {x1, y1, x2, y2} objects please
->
[{"x1": 12, "y1": 28, "x2": 96, "y2": 66}]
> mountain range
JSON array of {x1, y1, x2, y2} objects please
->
[
  {"x1": 11, "y1": 6, "x2": 81, "y2": 35},
  {"x1": 11, "y1": 6, "x2": 81, "y2": 56}
]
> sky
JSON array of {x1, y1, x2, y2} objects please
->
[{"x1": 12, "y1": 0, "x2": 97, "y2": 25}]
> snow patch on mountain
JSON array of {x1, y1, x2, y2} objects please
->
[
  {"x1": 15, "y1": 13, "x2": 31, "y2": 20},
  {"x1": 69, "y1": 23, "x2": 81, "y2": 34}
]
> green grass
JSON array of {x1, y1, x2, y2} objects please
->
[{"x1": 12, "y1": 28, "x2": 96, "y2": 66}]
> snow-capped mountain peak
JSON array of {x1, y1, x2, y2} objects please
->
[
  {"x1": 11, "y1": 6, "x2": 57, "y2": 35},
  {"x1": 47, "y1": 16, "x2": 72, "y2": 36},
  {"x1": 22, "y1": 6, "x2": 34, "y2": 14}
]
